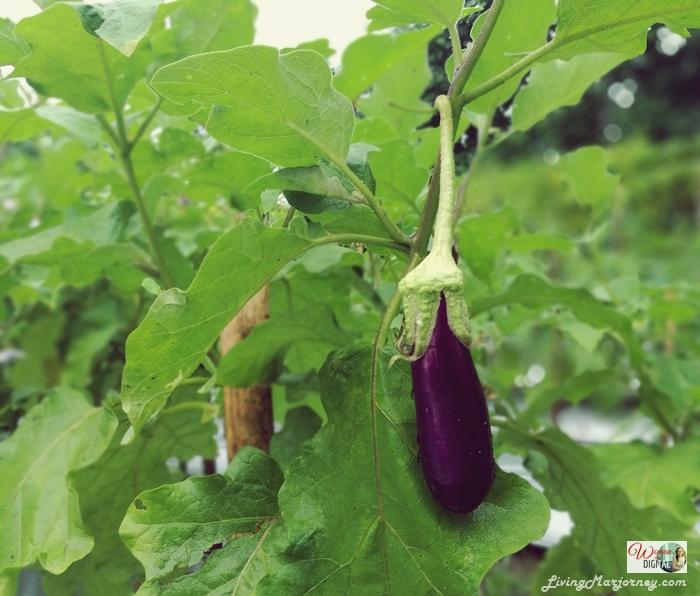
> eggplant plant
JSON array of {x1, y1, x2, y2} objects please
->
[{"x1": 0, "y1": 1, "x2": 699, "y2": 595}]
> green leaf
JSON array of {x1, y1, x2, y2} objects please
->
[
  {"x1": 250, "y1": 166, "x2": 354, "y2": 214},
  {"x1": 151, "y1": 46, "x2": 354, "y2": 167},
  {"x1": 552, "y1": 0, "x2": 700, "y2": 61},
  {"x1": 294, "y1": 38, "x2": 335, "y2": 59},
  {"x1": 357, "y1": 42, "x2": 433, "y2": 139},
  {"x1": 42, "y1": 393, "x2": 217, "y2": 596},
  {"x1": 591, "y1": 440, "x2": 700, "y2": 525},
  {"x1": 471, "y1": 274, "x2": 644, "y2": 366},
  {"x1": 333, "y1": 27, "x2": 437, "y2": 101},
  {"x1": 71, "y1": 0, "x2": 163, "y2": 57},
  {"x1": 269, "y1": 406, "x2": 323, "y2": 470},
  {"x1": 367, "y1": 0, "x2": 463, "y2": 31},
  {"x1": 500, "y1": 425, "x2": 700, "y2": 594},
  {"x1": 181, "y1": 151, "x2": 272, "y2": 212},
  {"x1": 560, "y1": 146, "x2": 619, "y2": 207},
  {"x1": 151, "y1": 0, "x2": 257, "y2": 59},
  {"x1": 121, "y1": 220, "x2": 319, "y2": 433},
  {"x1": 511, "y1": 53, "x2": 630, "y2": 131},
  {"x1": 522, "y1": 369, "x2": 618, "y2": 425},
  {"x1": 464, "y1": 0, "x2": 555, "y2": 115},
  {"x1": 648, "y1": 354, "x2": 699, "y2": 413},
  {"x1": 0, "y1": 201, "x2": 132, "y2": 264},
  {"x1": 310, "y1": 205, "x2": 393, "y2": 240},
  {"x1": 121, "y1": 447, "x2": 283, "y2": 581},
  {"x1": 0, "y1": 18, "x2": 30, "y2": 66},
  {"x1": 458, "y1": 207, "x2": 519, "y2": 286},
  {"x1": 0, "y1": 390, "x2": 117, "y2": 574},
  {"x1": 369, "y1": 139, "x2": 429, "y2": 217},
  {"x1": 217, "y1": 305, "x2": 358, "y2": 387},
  {"x1": 0, "y1": 108, "x2": 64, "y2": 142},
  {"x1": 13, "y1": 4, "x2": 143, "y2": 113},
  {"x1": 260, "y1": 345, "x2": 550, "y2": 594},
  {"x1": 648, "y1": 298, "x2": 698, "y2": 323},
  {"x1": 34, "y1": 105, "x2": 103, "y2": 147},
  {"x1": 505, "y1": 232, "x2": 573, "y2": 253}
]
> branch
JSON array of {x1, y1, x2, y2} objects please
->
[{"x1": 128, "y1": 96, "x2": 164, "y2": 152}]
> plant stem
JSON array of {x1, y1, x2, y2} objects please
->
[
  {"x1": 98, "y1": 40, "x2": 175, "y2": 289},
  {"x1": 431, "y1": 96, "x2": 457, "y2": 260},
  {"x1": 386, "y1": 100, "x2": 435, "y2": 114},
  {"x1": 374, "y1": 254, "x2": 421, "y2": 350},
  {"x1": 333, "y1": 159, "x2": 411, "y2": 248},
  {"x1": 450, "y1": 0, "x2": 507, "y2": 109},
  {"x1": 448, "y1": 23, "x2": 464, "y2": 71},
  {"x1": 310, "y1": 233, "x2": 409, "y2": 255},
  {"x1": 129, "y1": 96, "x2": 164, "y2": 150},
  {"x1": 281, "y1": 206, "x2": 296, "y2": 229}
]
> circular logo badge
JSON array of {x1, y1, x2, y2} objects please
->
[{"x1": 656, "y1": 542, "x2": 686, "y2": 573}]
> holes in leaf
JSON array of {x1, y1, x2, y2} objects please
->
[{"x1": 134, "y1": 499, "x2": 148, "y2": 511}]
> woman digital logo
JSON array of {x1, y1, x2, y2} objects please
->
[{"x1": 627, "y1": 541, "x2": 687, "y2": 573}]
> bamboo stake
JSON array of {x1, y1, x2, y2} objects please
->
[{"x1": 220, "y1": 286, "x2": 273, "y2": 460}]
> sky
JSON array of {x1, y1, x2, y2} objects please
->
[{"x1": 2, "y1": 0, "x2": 375, "y2": 66}]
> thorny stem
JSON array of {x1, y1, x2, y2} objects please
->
[{"x1": 98, "y1": 40, "x2": 175, "y2": 289}]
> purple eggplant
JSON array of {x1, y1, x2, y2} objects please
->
[{"x1": 411, "y1": 293, "x2": 494, "y2": 513}]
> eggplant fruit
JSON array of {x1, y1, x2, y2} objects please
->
[{"x1": 411, "y1": 293, "x2": 494, "y2": 513}]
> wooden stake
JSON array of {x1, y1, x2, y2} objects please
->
[{"x1": 220, "y1": 286, "x2": 273, "y2": 461}]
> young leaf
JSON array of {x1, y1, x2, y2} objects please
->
[
  {"x1": 367, "y1": 0, "x2": 464, "y2": 31},
  {"x1": 259, "y1": 345, "x2": 550, "y2": 594},
  {"x1": 121, "y1": 447, "x2": 283, "y2": 580},
  {"x1": 151, "y1": 46, "x2": 354, "y2": 167},
  {"x1": 71, "y1": 0, "x2": 163, "y2": 57},
  {"x1": 0, "y1": 18, "x2": 30, "y2": 66},
  {"x1": 333, "y1": 27, "x2": 437, "y2": 101},
  {"x1": 42, "y1": 394, "x2": 217, "y2": 596},
  {"x1": 0, "y1": 390, "x2": 117, "y2": 574},
  {"x1": 121, "y1": 221, "x2": 318, "y2": 433}
]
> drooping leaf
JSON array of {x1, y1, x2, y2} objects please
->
[
  {"x1": 500, "y1": 426, "x2": 700, "y2": 594},
  {"x1": 269, "y1": 406, "x2": 323, "y2": 470},
  {"x1": 217, "y1": 304, "x2": 358, "y2": 387},
  {"x1": 471, "y1": 274, "x2": 644, "y2": 366},
  {"x1": 256, "y1": 345, "x2": 550, "y2": 594},
  {"x1": 511, "y1": 53, "x2": 630, "y2": 131},
  {"x1": 13, "y1": 4, "x2": 143, "y2": 113},
  {"x1": 334, "y1": 28, "x2": 437, "y2": 101},
  {"x1": 591, "y1": 440, "x2": 700, "y2": 525},
  {"x1": 0, "y1": 18, "x2": 30, "y2": 66},
  {"x1": 121, "y1": 220, "x2": 321, "y2": 433},
  {"x1": 42, "y1": 393, "x2": 217, "y2": 596},
  {"x1": 71, "y1": 0, "x2": 163, "y2": 57},
  {"x1": 458, "y1": 207, "x2": 519, "y2": 286},
  {"x1": 151, "y1": 46, "x2": 354, "y2": 167},
  {"x1": 367, "y1": 0, "x2": 464, "y2": 31},
  {"x1": 0, "y1": 390, "x2": 117, "y2": 574},
  {"x1": 121, "y1": 447, "x2": 282, "y2": 581}
]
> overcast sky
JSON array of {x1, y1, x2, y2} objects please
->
[{"x1": 2, "y1": 0, "x2": 375, "y2": 66}]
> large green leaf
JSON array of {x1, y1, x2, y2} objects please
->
[
  {"x1": 217, "y1": 304, "x2": 357, "y2": 387},
  {"x1": 464, "y1": 0, "x2": 555, "y2": 115},
  {"x1": 0, "y1": 18, "x2": 30, "y2": 66},
  {"x1": 269, "y1": 406, "x2": 323, "y2": 470},
  {"x1": 500, "y1": 426, "x2": 700, "y2": 595},
  {"x1": 42, "y1": 393, "x2": 217, "y2": 596},
  {"x1": 151, "y1": 46, "x2": 354, "y2": 167},
  {"x1": 591, "y1": 440, "x2": 700, "y2": 525},
  {"x1": 256, "y1": 345, "x2": 550, "y2": 594},
  {"x1": 367, "y1": 0, "x2": 463, "y2": 31},
  {"x1": 333, "y1": 28, "x2": 437, "y2": 101},
  {"x1": 511, "y1": 53, "x2": 630, "y2": 131},
  {"x1": 121, "y1": 448, "x2": 282, "y2": 581},
  {"x1": 13, "y1": 4, "x2": 143, "y2": 113},
  {"x1": 0, "y1": 390, "x2": 117, "y2": 574},
  {"x1": 122, "y1": 220, "x2": 321, "y2": 433},
  {"x1": 71, "y1": 0, "x2": 163, "y2": 57},
  {"x1": 471, "y1": 274, "x2": 644, "y2": 366}
]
